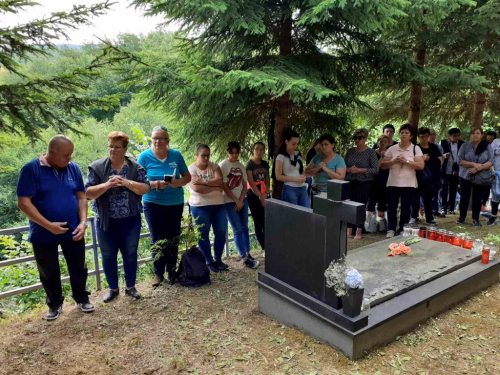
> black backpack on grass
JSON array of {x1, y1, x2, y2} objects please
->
[{"x1": 177, "y1": 246, "x2": 211, "y2": 287}]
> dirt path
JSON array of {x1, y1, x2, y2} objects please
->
[{"x1": 1, "y1": 217, "x2": 499, "y2": 374}]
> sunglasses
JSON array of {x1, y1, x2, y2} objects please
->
[{"x1": 352, "y1": 136, "x2": 364, "y2": 141}]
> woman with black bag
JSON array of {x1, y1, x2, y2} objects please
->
[{"x1": 456, "y1": 127, "x2": 494, "y2": 227}]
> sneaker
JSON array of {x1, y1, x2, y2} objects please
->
[
  {"x1": 103, "y1": 289, "x2": 119, "y2": 303},
  {"x1": 125, "y1": 287, "x2": 141, "y2": 300},
  {"x1": 207, "y1": 262, "x2": 221, "y2": 273},
  {"x1": 76, "y1": 301, "x2": 95, "y2": 313},
  {"x1": 434, "y1": 212, "x2": 446, "y2": 218},
  {"x1": 472, "y1": 220, "x2": 482, "y2": 227},
  {"x1": 409, "y1": 218, "x2": 416, "y2": 224},
  {"x1": 456, "y1": 217, "x2": 465, "y2": 225},
  {"x1": 215, "y1": 260, "x2": 229, "y2": 271},
  {"x1": 426, "y1": 220, "x2": 438, "y2": 226},
  {"x1": 487, "y1": 217, "x2": 498, "y2": 226},
  {"x1": 386, "y1": 230, "x2": 395, "y2": 238},
  {"x1": 45, "y1": 306, "x2": 62, "y2": 321},
  {"x1": 448, "y1": 210, "x2": 456, "y2": 215},
  {"x1": 243, "y1": 258, "x2": 260, "y2": 269}
]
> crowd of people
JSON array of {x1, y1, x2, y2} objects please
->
[{"x1": 15, "y1": 123, "x2": 500, "y2": 321}]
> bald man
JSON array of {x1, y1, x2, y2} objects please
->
[{"x1": 17, "y1": 135, "x2": 94, "y2": 321}]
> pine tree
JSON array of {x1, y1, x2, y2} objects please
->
[
  {"x1": 367, "y1": 0, "x2": 499, "y2": 134},
  {"x1": 0, "y1": 0, "x2": 117, "y2": 139},
  {"x1": 100, "y1": 0, "x2": 417, "y2": 196}
]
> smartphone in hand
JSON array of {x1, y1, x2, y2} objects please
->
[{"x1": 164, "y1": 175, "x2": 173, "y2": 183}]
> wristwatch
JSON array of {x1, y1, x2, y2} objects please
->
[
  {"x1": 80, "y1": 221, "x2": 88, "y2": 227},
  {"x1": 406, "y1": 160, "x2": 410, "y2": 165}
]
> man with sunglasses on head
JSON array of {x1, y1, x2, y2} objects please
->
[{"x1": 17, "y1": 135, "x2": 93, "y2": 321}]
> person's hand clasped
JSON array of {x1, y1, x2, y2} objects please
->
[
  {"x1": 350, "y1": 165, "x2": 362, "y2": 174},
  {"x1": 234, "y1": 199, "x2": 244, "y2": 211},
  {"x1": 72, "y1": 222, "x2": 86, "y2": 241},
  {"x1": 106, "y1": 176, "x2": 121, "y2": 189},
  {"x1": 296, "y1": 175, "x2": 306, "y2": 183},
  {"x1": 423, "y1": 154, "x2": 430, "y2": 162},
  {"x1": 49, "y1": 222, "x2": 69, "y2": 235}
]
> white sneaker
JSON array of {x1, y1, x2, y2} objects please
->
[{"x1": 386, "y1": 230, "x2": 395, "y2": 238}]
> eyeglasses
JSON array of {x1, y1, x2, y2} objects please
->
[
  {"x1": 352, "y1": 136, "x2": 364, "y2": 141},
  {"x1": 108, "y1": 146, "x2": 123, "y2": 151},
  {"x1": 200, "y1": 154, "x2": 210, "y2": 159},
  {"x1": 151, "y1": 137, "x2": 169, "y2": 142}
]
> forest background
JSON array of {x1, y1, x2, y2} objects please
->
[{"x1": 1, "y1": 0, "x2": 499, "y2": 311}]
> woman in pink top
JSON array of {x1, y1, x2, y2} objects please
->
[{"x1": 381, "y1": 124, "x2": 425, "y2": 238}]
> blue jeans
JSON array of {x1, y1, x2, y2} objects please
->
[
  {"x1": 191, "y1": 204, "x2": 228, "y2": 263},
  {"x1": 282, "y1": 185, "x2": 310, "y2": 208},
  {"x1": 225, "y1": 198, "x2": 250, "y2": 258},
  {"x1": 144, "y1": 202, "x2": 184, "y2": 276},
  {"x1": 96, "y1": 215, "x2": 141, "y2": 290}
]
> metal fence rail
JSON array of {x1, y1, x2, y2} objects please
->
[{"x1": 0, "y1": 215, "x2": 255, "y2": 300}]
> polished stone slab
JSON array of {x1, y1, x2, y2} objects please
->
[{"x1": 348, "y1": 236, "x2": 480, "y2": 306}]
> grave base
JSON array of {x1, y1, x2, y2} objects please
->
[{"x1": 258, "y1": 259, "x2": 500, "y2": 360}]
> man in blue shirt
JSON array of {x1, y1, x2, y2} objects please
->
[{"x1": 17, "y1": 135, "x2": 94, "y2": 321}]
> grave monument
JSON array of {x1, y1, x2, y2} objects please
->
[{"x1": 258, "y1": 180, "x2": 500, "y2": 359}]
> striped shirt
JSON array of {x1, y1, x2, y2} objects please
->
[{"x1": 457, "y1": 142, "x2": 494, "y2": 180}]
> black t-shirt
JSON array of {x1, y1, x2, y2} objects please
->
[
  {"x1": 417, "y1": 143, "x2": 442, "y2": 175},
  {"x1": 245, "y1": 159, "x2": 270, "y2": 194}
]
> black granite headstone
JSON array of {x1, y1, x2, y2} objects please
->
[{"x1": 264, "y1": 180, "x2": 365, "y2": 309}]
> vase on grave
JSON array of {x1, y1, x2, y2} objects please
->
[{"x1": 341, "y1": 287, "x2": 364, "y2": 317}]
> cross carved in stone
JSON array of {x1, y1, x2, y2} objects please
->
[{"x1": 313, "y1": 180, "x2": 366, "y2": 307}]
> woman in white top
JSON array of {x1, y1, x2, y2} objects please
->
[
  {"x1": 220, "y1": 141, "x2": 259, "y2": 269},
  {"x1": 188, "y1": 143, "x2": 228, "y2": 273},
  {"x1": 381, "y1": 124, "x2": 424, "y2": 238},
  {"x1": 275, "y1": 129, "x2": 309, "y2": 208}
]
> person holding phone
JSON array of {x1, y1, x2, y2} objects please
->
[
  {"x1": 85, "y1": 131, "x2": 150, "y2": 303},
  {"x1": 138, "y1": 126, "x2": 191, "y2": 286},
  {"x1": 17, "y1": 135, "x2": 93, "y2": 321}
]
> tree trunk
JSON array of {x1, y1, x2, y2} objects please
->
[
  {"x1": 272, "y1": 6, "x2": 293, "y2": 199},
  {"x1": 408, "y1": 47, "x2": 426, "y2": 141},
  {"x1": 472, "y1": 92, "x2": 486, "y2": 128}
]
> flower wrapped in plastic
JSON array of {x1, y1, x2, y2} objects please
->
[{"x1": 345, "y1": 269, "x2": 363, "y2": 289}]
